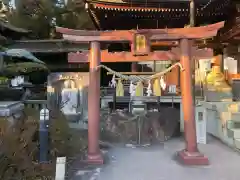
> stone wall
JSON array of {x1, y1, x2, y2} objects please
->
[{"x1": 200, "y1": 101, "x2": 240, "y2": 149}]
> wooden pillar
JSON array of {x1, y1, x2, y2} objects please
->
[
  {"x1": 177, "y1": 39, "x2": 209, "y2": 165},
  {"x1": 87, "y1": 41, "x2": 103, "y2": 164},
  {"x1": 190, "y1": 0, "x2": 196, "y2": 105},
  {"x1": 190, "y1": 0, "x2": 195, "y2": 27}
]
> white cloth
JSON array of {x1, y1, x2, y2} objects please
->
[
  {"x1": 11, "y1": 76, "x2": 24, "y2": 87},
  {"x1": 129, "y1": 81, "x2": 136, "y2": 96},
  {"x1": 160, "y1": 76, "x2": 166, "y2": 90},
  {"x1": 146, "y1": 80, "x2": 152, "y2": 96},
  {"x1": 110, "y1": 74, "x2": 116, "y2": 88},
  {"x1": 11, "y1": 78, "x2": 18, "y2": 87}
]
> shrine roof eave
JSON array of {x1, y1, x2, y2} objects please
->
[
  {"x1": 216, "y1": 15, "x2": 240, "y2": 42},
  {"x1": 85, "y1": 0, "x2": 229, "y2": 13},
  {"x1": 6, "y1": 39, "x2": 88, "y2": 53},
  {"x1": 0, "y1": 20, "x2": 29, "y2": 34},
  {"x1": 85, "y1": 0, "x2": 224, "y2": 5},
  {"x1": 56, "y1": 21, "x2": 224, "y2": 42}
]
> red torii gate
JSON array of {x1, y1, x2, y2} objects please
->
[
  {"x1": 68, "y1": 48, "x2": 214, "y2": 63},
  {"x1": 56, "y1": 21, "x2": 224, "y2": 165}
]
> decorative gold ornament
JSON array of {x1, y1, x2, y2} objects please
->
[
  {"x1": 133, "y1": 33, "x2": 149, "y2": 55},
  {"x1": 136, "y1": 34, "x2": 146, "y2": 52},
  {"x1": 206, "y1": 66, "x2": 231, "y2": 92}
]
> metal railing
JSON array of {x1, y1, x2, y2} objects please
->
[{"x1": 24, "y1": 100, "x2": 47, "y2": 110}]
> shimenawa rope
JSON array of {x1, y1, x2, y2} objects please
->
[{"x1": 96, "y1": 62, "x2": 184, "y2": 82}]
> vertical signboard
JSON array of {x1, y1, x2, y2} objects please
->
[
  {"x1": 47, "y1": 72, "x2": 89, "y2": 123},
  {"x1": 195, "y1": 106, "x2": 207, "y2": 144}
]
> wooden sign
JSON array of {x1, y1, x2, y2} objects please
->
[{"x1": 132, "y1": 33, "x2": 150, "y2": 56}]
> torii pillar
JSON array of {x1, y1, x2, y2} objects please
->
[
  {"x1": 87, "y1": 41, "x2": 103, "y2": 164},
  {"x1": 177, "y1": 39, "x2": 209, "y2": 165}
]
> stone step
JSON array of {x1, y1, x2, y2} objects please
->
[
  {"x1": 231, "y1": 113, "x2": 240, "y2": 122},
  {"x1": 227, "y1": 128, "x2": 240, "y2": 139},
  {"x1": 234, "y1": 139, "x2": 240, "y2": 150},
  {"x1": 205, "y1": 90, "x2": 232, "y2": 102},
  {"x1": 227, "y1": 121, "x2": 240, "y2": 129}
]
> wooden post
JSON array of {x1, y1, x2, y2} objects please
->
[
  {"x1": 190, "y1": 0, "x2": 195, "y2": 27},
  {"x1": 190, "y1": 0, "x2": 196, "y2": 104},
  {"x1": 87, "y1": 41, "x2": 103, "y2": 164},
  {"x1": 177, "y1": 39, "x2": 209, "y2": 165}
]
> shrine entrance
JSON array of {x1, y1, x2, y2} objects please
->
[{"x1": 56, "y1": 22, "x2": 223, "y2": 165}]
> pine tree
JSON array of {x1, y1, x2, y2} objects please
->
[{"x1": 6, "y1": 0, "x2": 94, "y2": 39}]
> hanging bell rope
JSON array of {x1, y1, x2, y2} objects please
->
[{"x1": 96, "y1": 62, "x2": 184, "y2": 82}]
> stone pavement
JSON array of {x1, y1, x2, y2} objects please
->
[{"x1": 73, "y1": 137, "x2": 240, "y2": 180}]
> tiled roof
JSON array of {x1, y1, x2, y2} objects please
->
[{"x1": 0, "y1": 20, "x2": 29, "y2": 33}]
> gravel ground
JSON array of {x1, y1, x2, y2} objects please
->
[{"x1": 70, "y1": 137, "x2": 240, "y2": 180}]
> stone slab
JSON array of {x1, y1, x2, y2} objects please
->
[
  {"x1": 234, "y1": 138, "x2": 240, "y2": 150},
  {"x1": 0, "y1": 101, "x2": 24, "y2": 117},
  {"x1": 85, "y1": 139, "x2": 240, "y2": 180}
]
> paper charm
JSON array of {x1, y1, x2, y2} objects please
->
[
  {"x1": 110, "y1": 74, "x2": 116, "y2": 88},
  {"x1": 146, "y1": 80, "x2": 152, "y2": 96},
  {"x1": 129, "y1": 81, "x2": 134, "y2": 94},
  {"x1": 160, "y1": 76, "x2": 166, "y2": 90},
  {"x1": 129, "y1": 81, "x2": 136, "y2": 96}
]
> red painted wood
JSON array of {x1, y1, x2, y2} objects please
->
[
  {"x1": 180, "y1": 39, "x2": 197, "y2": 153},
  {"x1": 68, "y1": 48, "x2": 213, "y2": 63},
  {"x1": 68, "y1": 50, "x2": 177, "y2": 63},
  {"x1": 87, "y1": 41, "x2": 103, "y2": 164},
  {"x1": 56, "y1": 21, "x2": 224, "y2": 42},
  {"x1": 171, "y1": 47, "x2": 213, "y2": 59}
]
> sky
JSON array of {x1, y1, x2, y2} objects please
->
[
  {"x1": 10, "y1": 0, "x2": 16, "y2": 9},
  {"x1": 9, "y1": 0, "x2": 68, "y2": 9}
]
